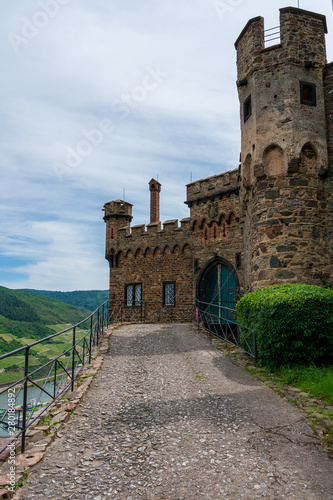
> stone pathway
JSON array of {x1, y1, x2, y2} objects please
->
[{"x1": 14, "y1": 324, "x2": 333, "y2": 499}]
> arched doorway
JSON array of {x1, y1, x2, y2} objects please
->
[{"x1": 197, "y1": 257, "x2": 238, "y2": 325}]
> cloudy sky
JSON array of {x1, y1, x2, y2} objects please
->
[{"x1": 0, "y1": 0, "x2": 332, "y2": 291}]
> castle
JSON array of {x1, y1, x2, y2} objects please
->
[{"x1": 104, "y1": 7, "x2": 333, "y2": 323}]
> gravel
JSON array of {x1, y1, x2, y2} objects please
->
[{"x1": 14, "y1": 323, "x2": 333, "y2": 499}]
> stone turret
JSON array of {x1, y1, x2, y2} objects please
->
[
  {"x1": 103, "y1": 200, "x2": 133, "y2": 265},
  {"x1": 235, "y1": 7, "x2": 330, "y2": 289}
]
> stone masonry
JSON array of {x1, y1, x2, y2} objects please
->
[{"x1": 104, "y1": 8, "x2": 333, "y2": 322}]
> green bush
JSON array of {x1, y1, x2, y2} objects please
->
[{"x1": 236, "y1": 283, "x2": 333, "y2": 369}]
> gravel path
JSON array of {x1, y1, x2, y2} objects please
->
[{"x1": 14, "y1": 323, "x2": 333, "y2": 499}]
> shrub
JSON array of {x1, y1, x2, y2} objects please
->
[{"x1": 236, "y1": 283, "x2": 333, "y2": 369}]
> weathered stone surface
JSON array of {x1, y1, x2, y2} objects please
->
[
  {"x1": 288, "y1": 158, "x2": 300, "y2": 174},
  {"x1": 277, "y1": 244, "x2": 297, "y2": 252},
  {"x1": 270, "y1": 255, "x2": 282, "y2": 268},
  {"x1": 290, "y1": 178, "x2": 309, "y2": 187},
  {"x1": 275, "y1": 269, "x2": 296, "y2": 279}
]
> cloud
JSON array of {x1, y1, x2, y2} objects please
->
[{"x1": 0, "y1": 0, "x2": 332, "y2": 290}]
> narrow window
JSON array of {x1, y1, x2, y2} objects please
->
[
  {"x1": 194, "y1": 259, "x2": 200, "y2": 274},
  {"x1": 236, "y1": 253, "x2": 241, "y2": 269},
  {"x1": 300, "y1": 81, "x2": 316, "y2": 106},
  {"x1": 243, "y1": 94, "x2": 252, "y2": 122},
  {"x1": 125, "y1": 283, "x2": 142, "y2": 307},
  {"x1": 163, "y1": 282, "x2": 175, "y2": 307}
]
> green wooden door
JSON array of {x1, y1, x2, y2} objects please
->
[{"x1": 204, "y1": 263, "x2": 236, "y2": 323}]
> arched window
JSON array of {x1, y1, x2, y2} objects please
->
[{"x1": 263, "y1": 144, "x2": 285, "y2": 176}]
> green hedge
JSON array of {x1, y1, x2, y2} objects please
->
[{"x1": 236, "y1": 283, "x2": 333, "y2": 369}]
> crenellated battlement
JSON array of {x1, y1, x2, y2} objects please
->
[
  {"x1": 186, "y1": 169, "x2": 239, "y2": 203},
  {"x1": 105, "y1": 210, "x2": 194, "y2": 262},
  {"x1": 235, "y1": 7, "x2": 327, "y2": 82}
]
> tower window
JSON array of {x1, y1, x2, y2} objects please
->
[
  {"x1": 236, "y1": 253, "x2": 241, "y2": 269},
  {"x1": 300, "y1": 82, "x2": 316, "y2": 106},
  {"x1": 163, "y1": 282, "x2": 175, "y2": 307},
  {"x1": 243, "y1": 94, "x2": 252, "y2": 122}
]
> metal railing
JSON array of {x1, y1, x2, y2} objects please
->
[
  {"x1": 0, "y1": 300, "x2": 109, "y2": 455},
  {"x1": 196, "y1": 299, "x2": 256, "y2": 365},
  {"x1": 264, "y1": 25, "x2": 281, "y2": 47}
]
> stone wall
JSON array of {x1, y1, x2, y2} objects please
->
[{"x1": 105, "y1": 170, "x2": 244, "y2": 321}]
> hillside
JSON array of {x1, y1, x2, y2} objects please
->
[
  {"x1": 0, "y1": 287, "x2": 94, "y2": 383},
  {"x1": 19, "y1": 289, "x2": 109, "y2": 312},
  {"x1": 0, "y1": 286, "x2": 91, "y2": 356}
]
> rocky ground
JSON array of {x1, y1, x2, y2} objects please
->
[{"x1": 13, "y1": 323, "x2": 333, "y2": 499}]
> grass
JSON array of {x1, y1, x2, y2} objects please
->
[
  {"x1": 47, "y1": 324, "x2": 73, "y2": 333},
  {"x1": 275, "y1": 365, "x2": 333, "y2": 405}
]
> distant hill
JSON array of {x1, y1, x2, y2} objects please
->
[
  {"x1": 19, "y1": 289, "x2": 109, "y2": 312},
  {"x1": 0, "y1": 286, "x2": 91, "y2": 351},
  {"x1": 0, "y1": 287, "x2": 94, "y2": 381}
]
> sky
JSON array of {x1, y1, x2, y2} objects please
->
[{"x1": 0, "y1": 0, "x2": 332, "y2": 291}]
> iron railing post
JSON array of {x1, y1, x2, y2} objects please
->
[
  {"x1": 89, "y1": 315, "x2": 93, "y2": 364},
  {"x1": 97, "y1": 308, "x2": 100, "y2": 346},
  {"x1": 101, "y1": 303, "x2": 104, "y2": 334},
  {"x1": 21, "y1": 345, "x2": 30, "y2": 453},
  {"x1": 71, "y1": 327, "x2": 76, "y2": 391},
  {"x1": 53, "y1": 360, "x2": 57, "y2": 399}
]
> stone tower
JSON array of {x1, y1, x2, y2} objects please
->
[
  {"x1": 235, "y1": 7, "x2": 331, "y2": 289},
  {"x1": 103, "y1": 200, "x2": 133, "y2": 269}
]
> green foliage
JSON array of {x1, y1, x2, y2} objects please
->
[
  {"x1": 0, "y1": 337, "x2": 23, "y2": 356},
  {"x1": 0, "y1": 286, "x2": 93, "y2": 371},
  {"x1": 20, "y1": 289, "x2": 108, "y2": 312},
  {"x1": 0, "y1": 287, "x2": 40, "y2": 322},
  {"x1": 236, "y1": 283, "x2": 333, "y2": 369},
  {"x1": 0, "y1": 314, "x2": 56, "y2": 340},
  {"x1": 6, "y1": 288, "x2": 90, "y2": 325}
]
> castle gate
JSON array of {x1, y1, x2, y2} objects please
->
[{"x1": 196, "y1": 257, "x2": 238, "y2": 324}]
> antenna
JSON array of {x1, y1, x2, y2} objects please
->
[
  {"x1": 297, "y1": 0, "x2": 300, "y2": 7},
  {"x1": 190, "y1": 171, "x2": 193, "y2": 183},
  {"x1": 123, "y1": 188, "x2": 125, "y2": 200}
]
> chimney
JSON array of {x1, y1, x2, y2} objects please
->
[{"x1": 149, "y1": 179, "x2": 161, "y2": 223}]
